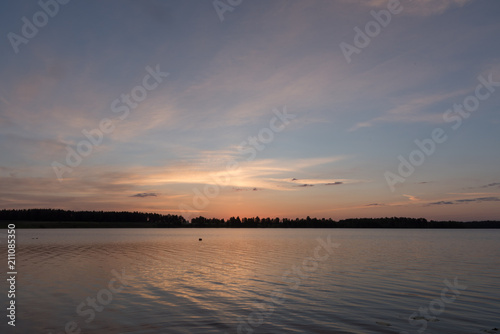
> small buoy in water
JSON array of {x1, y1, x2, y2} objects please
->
[{"x1": 199, "y1": 238, "x2": 202, "y2": 241}]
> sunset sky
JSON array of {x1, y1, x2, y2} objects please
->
[{"x1": 1, "y1": 0, "x2": 499, "y2": 221}]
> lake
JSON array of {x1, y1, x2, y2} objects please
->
[{"x1": 7, "y1": 228, "x2": 500, "y2": 333}]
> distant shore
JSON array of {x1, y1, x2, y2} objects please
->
[
  {"x1": 1, "y1": 209, "x2": 499, "y2": 229},
  {"x1": 0, "y1": 209, "x2": 500, "y2": 229},
  {"x1": 2, "y1": 221, "x2": 500, "y2": 229},
  {"x1": 1, "y1": 220, "x2": 174, "y2": 229}
]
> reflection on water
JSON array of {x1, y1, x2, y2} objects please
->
[{"x1": 11, "y1": 229, "x2": 500, "y2": 333}]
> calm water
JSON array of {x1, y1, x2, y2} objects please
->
[{"x1": 4, "y1": 229, "x2": 500, "y2": 333}]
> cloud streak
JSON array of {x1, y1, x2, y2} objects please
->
[
  {"x1": 480, "y1": 182, "x2": 500, "y2": 189},
  {"x1": 130, "y1": 193, "x2": 158, "y2": 198},
  {"x1": 429, "y1": 197, "x2": 500, "y2": 206}
]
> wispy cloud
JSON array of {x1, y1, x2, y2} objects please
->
[
  {"x1": 233, "y1": 187, "x2": 259, "y2": 192},
  {"x1": 480, "y1": 182, "x2": 500, "y2": 189},
  {"x1": 428, "y1": 201, "x2": 454, "y2": 206},
  {"x1": 130, "y1": 193, "x2": 158, "y2": 198},
  {"x1": 403, "y1": 194, "x2": 420, "y2": 202},
  {"x1": 282, "y1": 177, "x2": 361, "y2": 189},
  {"x1": 456, "y1": 197, "x2": 500, "y2": 203},
  {"x1": 349, "y1": 89, "x2": 470, "y2": 131},
  {"x1": 429, "y1": 197, "x2": 500, "y2": 206}
]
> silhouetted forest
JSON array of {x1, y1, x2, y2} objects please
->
[
  {"x1": 190, "y1": 216, "x2": 500, "y2": 228},
  {"x1": 0, "y1": 209, "x2": 499, "y2": 228},
  {"x1": 0, "y1": 209, "x2": 186, "y2": 228}
]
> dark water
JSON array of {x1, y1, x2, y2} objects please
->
[{"x1": 3, "y1": 228, "x2": 500, "y2": 333}]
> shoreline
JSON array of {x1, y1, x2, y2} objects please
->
[{"x1": 2, "y1": 220, "x2": 500, "y2": 229}]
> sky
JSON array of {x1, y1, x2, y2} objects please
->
[{"x1": 0, "y1": 0, "x2": 499, "y2": 221}]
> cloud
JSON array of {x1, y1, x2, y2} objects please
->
[
  {"x1": 130, "y1": 193, "x2": 158, "y2": 198},
  {"x1": 349, "y1": 89, "x2": 469, "y2": 131},
  {"x1": 429, "y1": 197, "x2": 500, "y2": 205},
  {"x1": 291, "y1": 178, "x2": 345, "y2": 186},
  {"x1": 268, "y1": 176, "x2": 363, "y2": 190},
  {"x1": 365, "y1": 203, "x2": 383, "y2": 206},
  {"x1": 52, "y1": 156, "x2": 348, "y2": 194},
  {"x1": 403, "y1": 194, "x2": 420, "y2": 202},
  {"x1": 465, "y1": 182, "x2": 500, "y2": 190},
  {"x1": 456, "y1": 197, "x2": 500, "y2": 203},
  {"x1": 233, "y1": 187, "x2": 260, "y2": 192},
  {"x1": 429, "y1": 201, "x2": 455, "y2": 206},
  {"x1": 480, "y1": 182, "x2": 500, "y2": 188}
]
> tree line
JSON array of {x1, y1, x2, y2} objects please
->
[
  {"x1": 0, "y1": 209, "x2": 186, "y2": 228},
  {"x1": 190, "y1": 216, "x2": 500, "y2": 228},
  {"x1": 0, "y1": 209, "x2": 499, "y2": 228}
]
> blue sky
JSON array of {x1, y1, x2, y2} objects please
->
[{"x1": 1, "y1": 0, "x2": 499, "y2": 220}]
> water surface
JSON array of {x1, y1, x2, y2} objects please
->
[{"x1": 7, "y1": 228, "x2": 500, "y2": 333}]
